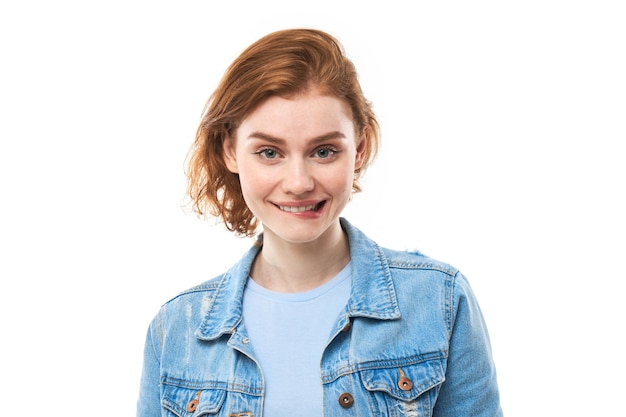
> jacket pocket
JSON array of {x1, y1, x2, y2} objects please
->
[
  {"x1": 161, "y1": 382, "x2": 227, "y2": 417},
  {"x1": 359, "y1": 359, "x2": 445, "y2": 414}
]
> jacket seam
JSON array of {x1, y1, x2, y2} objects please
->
[
  {"x1": 387, "y1": 262, "x2": 457, "y2": 277},
  {"x1": 445, "y1": 271, "x2": 458, "y2": 335},
  {"x1": 160, "y1": 377, "x2": 263, "y2": 395},
  {"x1": 321, "y1": 351, "x2": 448, "y2": 383}
]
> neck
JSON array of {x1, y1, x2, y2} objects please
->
[{"x1": 251, "y1": 222, "x2": 350, "y2": 293}]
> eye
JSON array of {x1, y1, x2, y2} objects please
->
[
  {"x1": 254, "y1": 147, "x2": 279, "y2": 159},
  {"x1": 314, "y1": 147, "x2": 338, "y2": 159}
]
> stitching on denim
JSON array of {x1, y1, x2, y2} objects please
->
[{"x1": 387, "y1": 261, "x2": 457, "y2": 276}]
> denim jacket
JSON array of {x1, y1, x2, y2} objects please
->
[{"x1": 137, "y1": 218, "x2": 503, "y2": 416}]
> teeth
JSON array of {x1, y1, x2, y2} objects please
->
[{"x1": 279, "y1": 204, "x2": 318, "y2": 212}]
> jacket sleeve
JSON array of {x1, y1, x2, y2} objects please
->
[
  {"x1": 433, "y1": 271, "x2": 503, "y2": 416},
  {"x1": 137, "y1": 318, "x2": 163, "y2": 417}
]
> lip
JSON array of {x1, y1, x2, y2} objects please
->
[{"x1": 274, "y1": 200, "x2": 326, "y2": 214}]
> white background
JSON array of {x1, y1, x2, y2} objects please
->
[{"x1": 1, "y1": 1, "x2": 624, "y2": 415}]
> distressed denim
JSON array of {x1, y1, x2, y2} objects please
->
[{"x1": 137, "y1": 218, "x2": 503, "y2": 416}]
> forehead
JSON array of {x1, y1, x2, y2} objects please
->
[{"x1": 237, "y1": 91, "x2": 355, "y2": 139}]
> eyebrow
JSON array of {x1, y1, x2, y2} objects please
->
[{"x1": 246, "y1": 131, "x2": 347, "y2": 144}]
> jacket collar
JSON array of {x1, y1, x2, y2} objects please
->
[{"x1": 195, "y1": 218, "x2": 401, "y2": 341}]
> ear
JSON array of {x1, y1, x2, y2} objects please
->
[
  {"x1": 354, "y1": 133, "x2": 367, "y2": 170},
  {"x1": 223, "y1": 136, "x2": 239, "y2": 173}
]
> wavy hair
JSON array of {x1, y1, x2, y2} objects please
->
[{"x1": 185, "y1": 28, "x2": 380, "y2": 237}]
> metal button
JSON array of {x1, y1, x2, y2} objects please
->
[
  {"x1": 338, "y1": 392, "x2": 354, "y2": 408},
  {"x1": 398, "y1": 376, "x2": 413, "y2": 390},
  {"x1": 187, "y1": 399, "x2": 198, "y2": 412},
  {"x1": 397, "y1": 368, "x2": 413, "y2": 391},
  {"x1": 187, "y1": 391, "x2": 201, "y2": 412}
]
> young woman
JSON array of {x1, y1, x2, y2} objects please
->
[{"x1": 137, "y1": 28, "x2": 503, "y2": 417}]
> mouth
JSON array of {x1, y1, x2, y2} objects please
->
[{"x1": 277, "y1": 201, "x2": 325, "y2": 213}]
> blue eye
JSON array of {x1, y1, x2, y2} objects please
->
[
  {"x1": 262, "y1": 149, "x2": 278, "y2": 158},
  {"x1": 255, "y1": 148, "x2": 279, "y2": 159},
  {"x1": 316, "y1": 148, "x2": 336, "y2": 158}
]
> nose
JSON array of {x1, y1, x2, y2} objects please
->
[{"x1": 281, "y1": 159, "x2": 314, "y2": 195}]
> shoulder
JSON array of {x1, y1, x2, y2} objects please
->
[
  {"x1": 166, "y1": 275, "x2": 224, "y2": 304},
  {"x1": 381, "y1": 246, "x2": 480, "y2": 314},
  {"x1": 165, "y1": 273, "x2": 226, "y2": 311},
  {"x1": 380, "y1": 246, "x2": 475, "y2": 300},
  {"x1": 150, "y1": 274, "x2": 225, "y2": 325},
  {"x1": 343, "y1": 217, "x2": 464, "y2": 289},
  {"x1": 382, "y1": 246, "x2": 459, "y2": 277}
]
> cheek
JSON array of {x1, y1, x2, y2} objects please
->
[
  {"x1": 238, "y1": 168, "x2": 272, "y2": 199},
  {"x1": 322, "y1": 164, "x2": 356, "y2": 193}
]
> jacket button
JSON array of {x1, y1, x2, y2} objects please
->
[
  {"x1": 187, "y1": 390, "x2": 201, "y2": 412},
  {"x1": 398, "y1": 376, "x2": 413, "y2": 390},
  {"x1": 338, "y1": 392, "x2": 354, "y2": 408},
  {"x1": 397, "y1": 368, "x2": 413, "y2": 391},
  {"x1": 186, "y1": 399, "x2": 199, "y2": 412}
]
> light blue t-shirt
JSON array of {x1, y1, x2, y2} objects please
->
[{"x1": 242, "y1": 263, "x2": 351, "y2": 416}]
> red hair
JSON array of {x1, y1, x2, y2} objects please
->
[{"x1": 185, "y1": 28, "x2": 380, "y2": 237}]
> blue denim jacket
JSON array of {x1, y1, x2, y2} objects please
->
[{"x1": 137, "y1": 218, "x2": 503, "y2": 416}]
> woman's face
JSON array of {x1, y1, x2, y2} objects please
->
[{"x1": 223, "y1": 88, "x2": 365, "y2": 246}]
